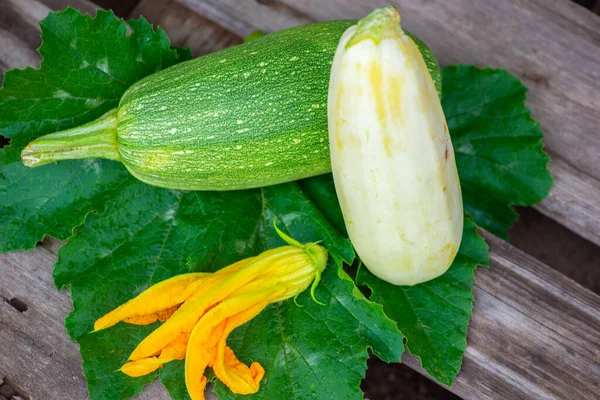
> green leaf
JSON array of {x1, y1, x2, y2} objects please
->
[
  {"x1": 442, "y1": 65, "x2": 553, "y2": 237},
  {"x1": 0, "y1": 8, "x2": 555, "y2": 399},
  {"x1": 244, "y1": 30, "x2": 264, "y2": 43},
  {"x1": 160, "y1": 361, "x2": 191, "y2": 400},
  {"x1": 78, "y1": 323, "x2": 158, "y2": 399},
  {"x1": 300, "y1": 175, "x2": 347, "y2": 236},
  {"x1": 356, "y1": 217, "x2": 489, "y2": 385},
  {"x1": 55, "y1": 181, "x2": 403, "y2": 399},
  {"x1": 216, "y1": 264, "x2": 404, "y2": 400},
  {"x1": 0, "y1": 8, "x2": 190, "y2": 252},
  {"x1": 300, "y1": 66, "x2": 554, "y2": 241}
]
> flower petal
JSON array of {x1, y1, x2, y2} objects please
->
[
  {"x1": 120, "y1": 332, "x2": 189, "y2": 377},
  {"x1": 94, "y1": 273, "x2": 209, "y2": 331},
  {"x1": 129, "y1": 258, "x2": 255, "y2": 361},
  {"x1": 121, "y1": 358, "x2": 165, "y2": 378},
  {"x1": 184, "y1": 290, "x2": 282, "y2": 399},
  {"x1": 185, "y1": 322, "x2": 225, "y2": 400},
  {"x1": 213, "y1": 302, "x2": 267, "y2": 394},
  {"x1": 123, "y1": 305, "x2": 178, "y2": 325}
]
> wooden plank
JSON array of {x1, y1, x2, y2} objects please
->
[
  {"x1": 91, "y1": 0, "x2": 141, "y2": 17},
  {"x1": 2, "y1": 232, "x2": 599, "y2": 399},
  {"x1": 129, "y1": 0, "x2": 242, "y2": 57},
  {"x1": 0, "y1": 28, "x2": 40, "y2": 75},
  {"x1": 0, "y1": 0, "x2": 49, "y2": 75},
  {"x1": 175, "y1": 0, "x2": 600, "y2": 246},
  {"x1": 0, "y1": 0, "x2": 98, "y2": 80},
  {"x1": 38, "y1": 0, "x2": 98, "y2": 15},
  {"x1": 0, "y1": 245, "x2": 84, "y2": 400},
  {"x1": 0, "y1": 245, "x2": 173, "y2": 400},
  {"x1": 405, "y1": 231, "x2": 600, "y2": 400},
  {"x1": 538, "y1": 154, "x2": 600, "y2": 247},
  {"x1": 1, "y1": 1, "x2": 599, "y2": 399}
]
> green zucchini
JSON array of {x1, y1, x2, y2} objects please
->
[{"x1": 22, "y1": 20, "x2": 441, "y2": 191}]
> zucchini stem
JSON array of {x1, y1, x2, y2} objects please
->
[{"x1": 21, "y1": 108, "x2": 120, "y2": 167}]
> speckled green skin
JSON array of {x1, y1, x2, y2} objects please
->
[{"x1": 116, "y1": 20, "x2": 440, "y2": 191}]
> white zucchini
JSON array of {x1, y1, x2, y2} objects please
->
[{"x1": 328, "y1": 7, "x2": 463, "y2": 285}]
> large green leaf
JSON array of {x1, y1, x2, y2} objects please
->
[
  {"x1": 55, "y1": 181, "x2": 404, "y2": 400},
  {"x1": 301, "y1": 66, "x2": 553, "y2": 240},
  {"x1": 217, "y1": 264, "x2": 403, "y2": 400},
  {"x1": 0, "y1": 9, "x2": 190, "y2": 252},
  {"x1": 356, "y1": 217, "x2": 489, "y2": 385},
  {"x1": 443, "y1": 65, "x2": 553, "y2": 238},
  {"x1": 0, "y1": 8, "x2": 555, "y2": 399}
]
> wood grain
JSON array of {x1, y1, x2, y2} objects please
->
[
  {"x1": 2, "y1": 233, "x2": 599, "y2": 399},
  {"x1": 0, "y1": 0, "x2": 49, "y2": 75},
  {"x1": 0, "y1": 243, "x2": 178, "y2": 399},
  {"x1": 175, "y1": 0, "x2": 600, "y2": 247},
  {"x1": 91, "y1": 0, "x2": 140, "y2": 17},
  {"x1": 405, "y1": 231, "x2": 600, "y2": 400},
  {"x1": 0, "y1": 245, "x2": 84, "y2": 400},
  {"x1": 38, "y1": 0, "x2": 97, "y2": 15},
  {"x1": 130, "y1": 0, "x2": 242, "y2": 57},
  {"x1": 0, "y1": 0, "x2": 98, "y2": 83},
  {"x1": 1, "y1": 0, "x2": 600, "y2": 399},
  {"x1": 0, "y1": 28, "x2": 40, "y2": 75},
  {"x1": 538, "y1": 154, "x2": 600, "y2": 247}
]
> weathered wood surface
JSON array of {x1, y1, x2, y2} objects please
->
[
  {"x1": 2, "y1": 235, "x2": 599, "y2": 399},
  {"x1": 405, "y1": 231, "x2": 600, "y2": 400},
  {"x1": 130, "y1": 0, "x2": 241, "y2": 56},
  {"x1": 0, "y1": 0, "x2": 97, "y2": 79},
  {"x1": 0, "y1": 239, "x2": 173, "y2": 400},
  {"x1": 0, "y1": 2, "x2": 169, "y2": 399},
  {"x1": 537, "y1": 154, "x2": 600, "y2": 248},
  {"x1": 1, "y1": 0, "x2": 600, "y2": 399},
  {"x1": 173, "y1": 0, "x2": 600, "y2": 248}
]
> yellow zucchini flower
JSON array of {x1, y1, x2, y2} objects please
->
[{"x1": 93, "y1": 227, "x2": 328, "y2": 399}]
